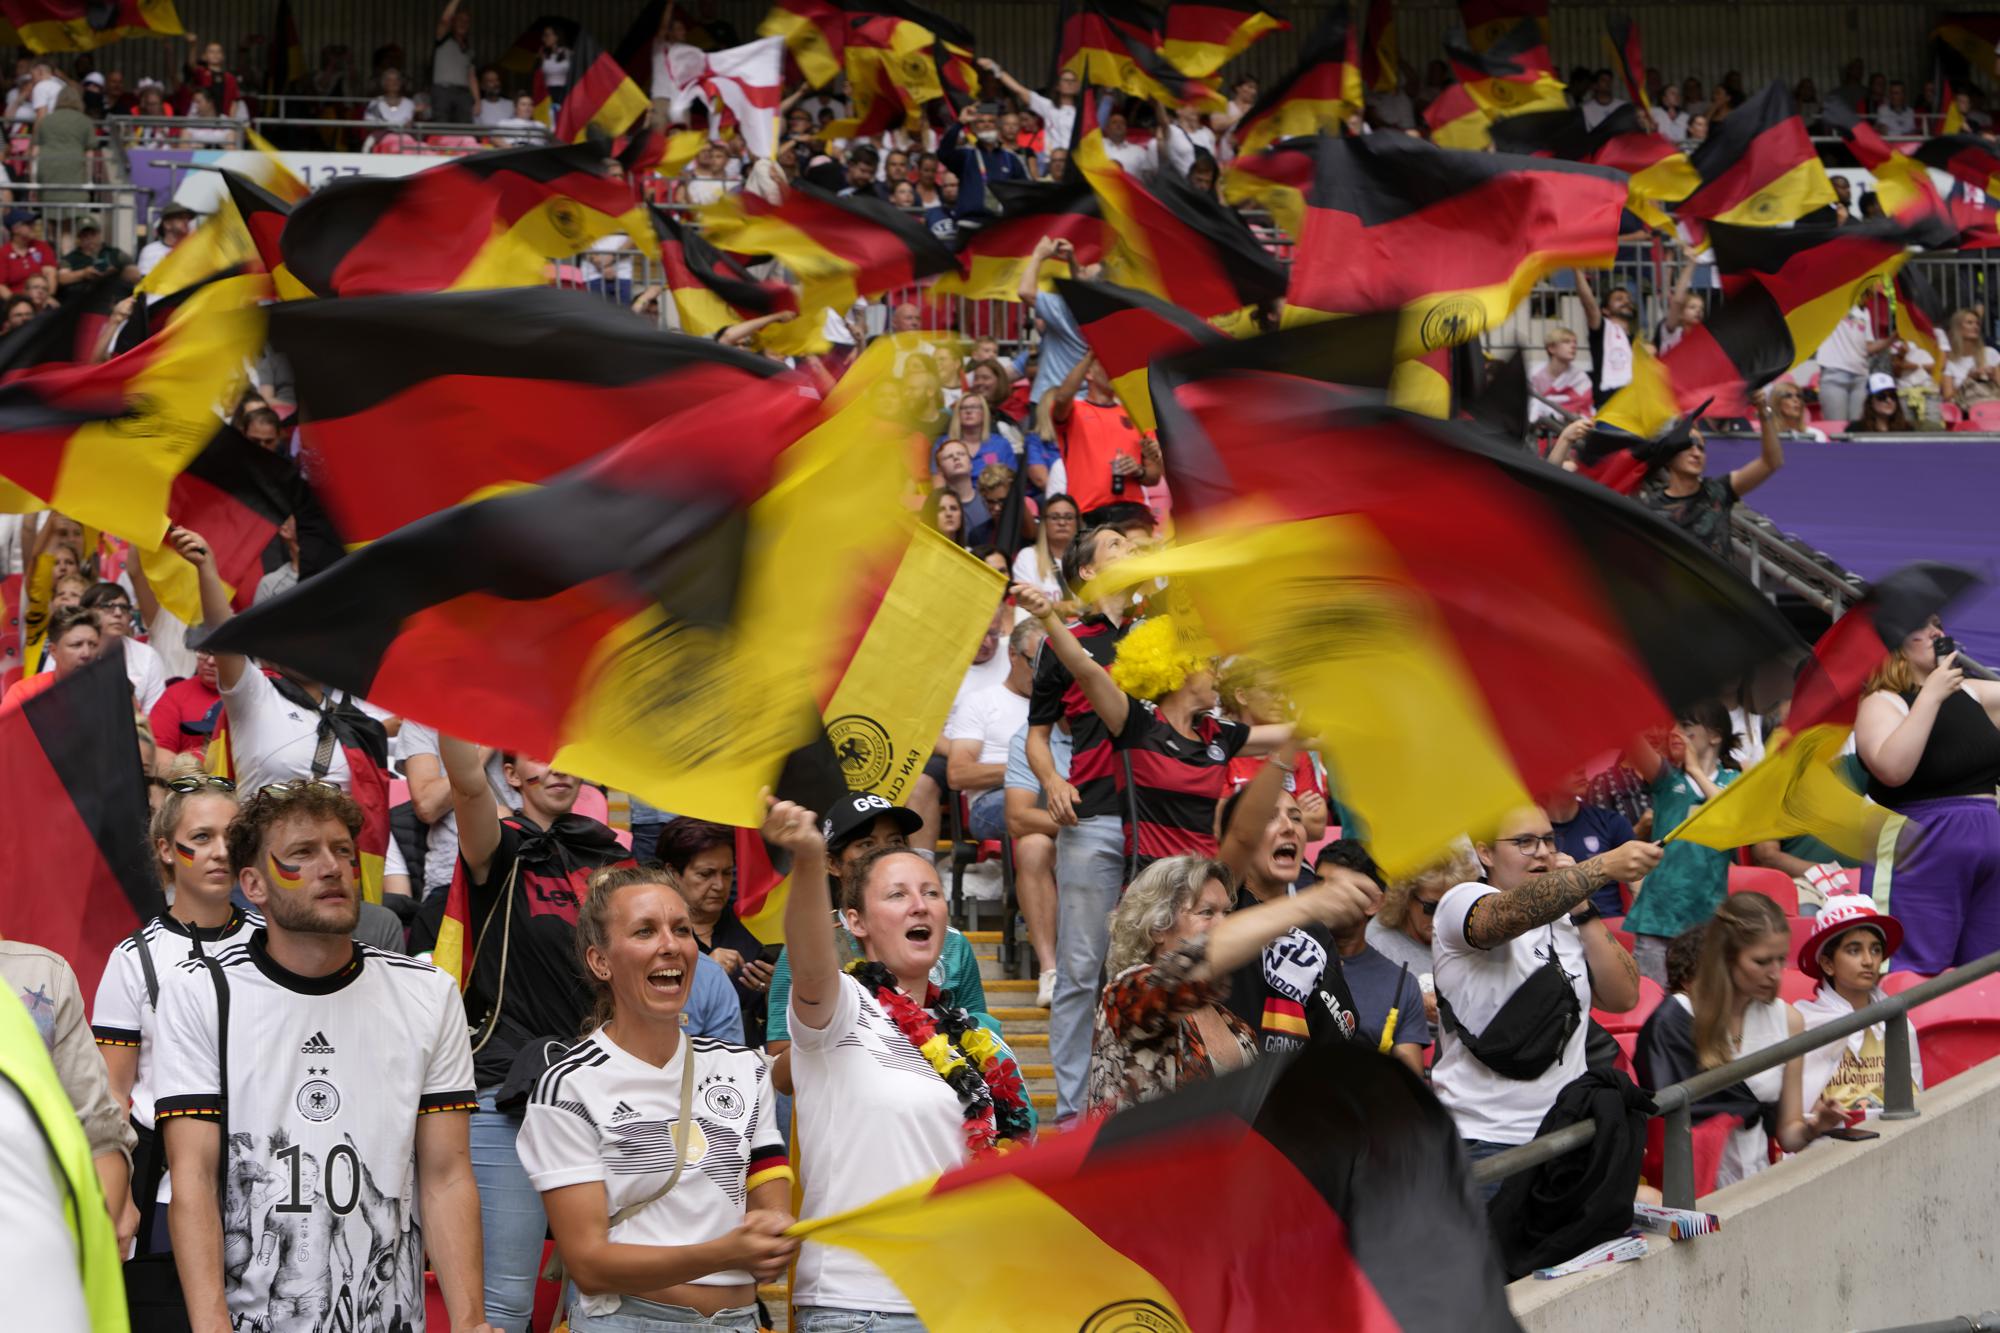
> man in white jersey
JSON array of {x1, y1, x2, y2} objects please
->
[{"x1": 154, "y1": 781, "x2": 496, "y2": 1332}]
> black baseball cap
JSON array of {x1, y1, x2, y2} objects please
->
[{"x1": 819, "y1": 792, "x2": 922, "y2": 854}]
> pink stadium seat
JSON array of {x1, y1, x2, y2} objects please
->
[
  {"x1": 1781, "y1": 970, "x2": 1820, "y2": 1004},
  {"x1": 1641, "y1": 1112, "x2": 1742, "y2": 1197},
  {"x1": 1908, "y1": 974, "x2": 2000, "y2": 1084},
  {"x1": 1966, "y1": 400, "x2": 2000, "y2": 431},
  {"x1": 1940, "y1": 401, "x2": 1964, "y2": 424},
  {"x1": 1881, "y1": 969, "x2": 1932, "y2": 996},
  {"x1": 1613, "y1": 1029, "x2": 1638, "y2": 1080},
  {"x1": 386, "y1": 775, "x2": 410, "y2": 808},
  {"x1": 1594, "y1": 976, "x2": 1664, "y2": 1035},
  {"x1": 1786, "y1": 915, "x2": 1819, "y2": 958},
  {"x1": 1813, "y1": 419, "x2": 1846, "y2": 435},
  {"x1": 1728, "y1": 863, "x2": 1799, "y2": 911}
]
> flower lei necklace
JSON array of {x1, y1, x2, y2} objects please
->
[{"x1": 847, "y1": 959, "x2": 1033, "y2": 1156}]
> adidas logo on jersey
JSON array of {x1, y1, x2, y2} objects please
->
[
  {"x1": 610, "y1": 1100, "x2": 640, "y2": 1121},
  {"x1": 300, "y1": 1030, "x2": 336, "y2": 1055}
]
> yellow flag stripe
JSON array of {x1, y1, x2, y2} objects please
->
[{"x1": 1666, "y1": 723, "x2": 1887, "y2": 863}]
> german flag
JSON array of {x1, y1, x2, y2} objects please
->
[
  {"x1": 1458, "y1": 0, "x2": 1549, "y2": 52},
  {"x1": 1932, "y1": 13, "x2": 2000, "y2": 89},
  {"x1": 503, "y1": 14, "x2": 579, "y2": 76},
  {"x1": 0, "y1": 0, "x2": 182, "y2": 53},
  {"x1": 1444, "y1": 18, "x2": 1567, "y2": 121},
  {"x1": 795, "y1": 1041, "x2": 1517, "y2": 1331},
  {"x1": 1361, "y1": 0, "x2": 1397, "y2": 92},
  {"x1": 1893, "y1": 264, "x2": 1947, "y2": 386},
  {"x1": 760, "y1": 0, "x2": 849, "y2": 88},
  {"x1": 137, "y1": 424, "x2": 303, "y2": 625},
  {"x1": 1594, "y1": 284, "x2": 1795, "y2": 441},
  {"x1": 1057, "y1": 277, "x2": 1224, "y2": 434},
  {"x1": 1604, "y1": 13, "x2": 1648, "y2": 108},
  {"x1": 0, "y1": 655, "x2": 162, "y2": 999},
  {"x1": 1280, "y1": 135, "x2": 1627, "y2": 360},
  {"x1": 1489, "y1": 102, "x2": 1698, "y2": 229},
  {"x1": 1788, "y1": 563, "x2": 1982, "y2": 735},
  {"x1": 265, "y1": 288, "x2": 807, "y2": 546},
  {"x1": 1422, "y1": 81, "x2": 1490, "y2": 150},
  {"x1": 203, "y1": 331, "x2": 917, "y2": 832},
  {"x1": 1056, "y1": 0, "x2": 1225, "y2": 111},
  {"x1": 699, "y1": 180, "x2": 960, "y2": 319},
  {"x1": 835, "y1": 18, "x2": 936, "y2": 139},
  {"x1": 1231, "y1": 11, "x2": 1361, "y2": 156},
  {"x1": 280, "y1": 141, "x2": 651, "y2": 298},
  {"x1": 1220, "y1": 135, "x2": 1315, "y2": 240},
  {"x1": 1677, "y1": 80, "x2": 1835, "y2": 228},
  {"x1": 216, "y1": 170, "x2": 312, "y2": 300},
  {"x1": 1080, "y1": 137, "x2": 1286, "y2": 318},
  {"x1": 1667, "y1": 722, "x2": 1887, "y2": 863},
  {"x1": 0, "y1": 273, "x2": 264, "y2": 548},
  {"x1": 1708, "y1": 214, "x2": 1951, "y2": 378},
  {"x1": 1095, "y1": 338, "x2": 1800, "y2": 874},
  {"x1": 1911, "y1": 133, "x2": 2000, "y2": 200},
  {"x1": 267, "y1": 0, "x2": 305, "y2": 94},
  {"x1": 1161, "y1": 2, "x2": 1286, "y2": 79},
  {"x1": 649, "y1": 204, "x2": 797, "y2": 337},
  {"x1": 935, "y1": 177, "x2": 1107, "y2": 301},
  {"x1": 1820, "y1": 100, "x2": 1936, "y2": 220},
  {"x1": 556, "y1": 26, "x2": 653, "y2": 142},
  {"x1": 0, "y1": 271, "x2": 129, "y2": 369}
]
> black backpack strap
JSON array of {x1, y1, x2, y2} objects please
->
[
  {"x1": 131, "y1": 924, "x2": 158, "y2": 1010},
  {"x1": 200, "y1": 955, "x2": 230, "y2": 1200}
]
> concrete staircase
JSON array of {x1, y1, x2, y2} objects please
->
[{"x1": 964, "y1": 928, "x2": 1056, "y2": 1116}]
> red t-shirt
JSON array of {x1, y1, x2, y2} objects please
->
[
  {"x1": 1056, "y1": 398, "x2": 1146, "y2": 512},
  {"x1": 0, "y1": 241, "x2": 55, "y2": 292},
  {"x1": 150, "y1": 676, "x2": 223, "y2": 754},
  {"x1": 1225, "y1": 752, "x2": 1328, "y2": 807}
]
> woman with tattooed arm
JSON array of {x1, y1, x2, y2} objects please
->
[{"x1": 1428, "y1": 806, "x2": 1662, "y2": 1194}]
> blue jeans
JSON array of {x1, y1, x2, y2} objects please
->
[
  {"x1": 570, "y1": 1294, "x2": 758, "y2": 1330},
  {"x1": 1050, "y1": 814, "x2": 1125, "y2": 1121},
  {"x1": 965, "y1": 788, "x2": 1006, "y2": 841},
  {"x1": 793, "y1": 1308, "x2": 929, "y2": 1332},
  {"x1": 1463, "y1": 1137, "x2": 1519, "y2": 1204},
  {"x1": 470, "y1": 1087, "x2": 548, "y2": 1330}
]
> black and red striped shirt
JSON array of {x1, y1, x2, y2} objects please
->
[
  {"x1": 1114, "y1": 698, "x2": 1250, "y2": 863},
  {"x1": 1028, "y1": 613, "x2": 1132, "y2": 822}
]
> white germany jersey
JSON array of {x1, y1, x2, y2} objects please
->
[
  {"x1": 152, "y1": 932, "x2": 476, "y2": 1333},
  {"x1": 91, "y1": 908, "x2": 263, "y2": 1128},
  {"x1": 518, "y1": 1028, "x2": 790, "y2": 1315}
]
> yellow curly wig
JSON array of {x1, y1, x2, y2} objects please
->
[{"x1": 1109, "y1": 616, "x2": 1209, "y2": 702}]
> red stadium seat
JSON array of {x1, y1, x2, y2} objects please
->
[
  {"x1": 1908, "y1": 974, "x2": 2000, "y2": 1084},
  {"x1": 1786, "y1": 915, "x2": 1819, "y2": 958},
  {"x1": 1641, "y1": 1112, "x2": 1743, "y2": 1197},
  {"x1": 1612, "y1": 1029, "x2": 1638, "y2": 1079},
  {"x1": 1965, "y1": 400, "x2": 2000, "y2": 431},
  {"x1": 1780, "y1": 970, "x2": 1820, "y2": 1003},
  {"x1": 1881, "y1": 969, "x2": 1932, "y2": 996},
  {"x1": 1610, "y1": 923, "x2": 1636, "y2": 955},
  {"x1": 1728, "y1": 863, "x2": 1798, "y2": 911},
  {"x1": 1594, "y1": 976, "x2": 1664, "y2": 1035},
  {"x1": 1940, "y1": 401, "x2": 1964, "y2": 424}
]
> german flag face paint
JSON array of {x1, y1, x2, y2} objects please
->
[
  {"x1": 173, "y1": 841, "x2": 199, "y2": 867},
  {"x1": 267, "y1": 852, "x2": 306, "y2": 892}
]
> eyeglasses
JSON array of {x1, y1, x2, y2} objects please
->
[
  {"x1": 259, "y1": 779, "x2": 341, "y2": 797},
  {"x1": 1500, "y1": 834, "x2": 1560, "y2": 854},
  {"x1": 99, "y1": 602, "x2": 132, "y2": 614},
  {"x1": 167, "y1": 775, "x2": 236, "y2": 793},
  {"x1": 1417, "y1": 898, "x2": 1442, "y2": 916}
]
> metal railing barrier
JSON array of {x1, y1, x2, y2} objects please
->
[{"x1": 1472, "y1": 946, "x2": 2000, "y2": 1209}]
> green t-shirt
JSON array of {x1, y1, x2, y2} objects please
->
[
  {"x1": 765, "y1": 921, "x2": 988, "y2": 1044},
  {"x1": 1623, "y1": 763, "x2": 1741, "y2": 938}
]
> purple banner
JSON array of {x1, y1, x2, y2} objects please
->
[
  {"x1": 1704, "y1": 438, "x2": 2000, "y2": 662},
  {"x1": 124, "y1": 149, "x2": 195, "y2": 218}
]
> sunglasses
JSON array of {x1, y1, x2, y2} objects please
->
[
  {"x1": 259, "y1": 779, "x2": 341, "y2": 797},
  {"x1": 1417, "y1": 898, "x2": 1441, "y2": 916},
  {"x1": 167, "y1": 774, "x2": 236, "y2": 793}
]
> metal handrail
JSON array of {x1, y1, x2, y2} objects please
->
[
  {"x1": 248, "y1": 117, "x2": 552, "y2": 142},
  {"x1": 1472, "y1": 945, "x2": 2000, "y2": 1209}
]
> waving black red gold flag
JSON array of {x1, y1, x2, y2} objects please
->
[
  {"x1": 1056, "y1": 0, "x2": 1223, "y2": 109},
  {"x1": 137, "y1": 425, "x2": 304, "y2": 623},
  {"x1": 1894, "y1": 264, "x2": 1947, "y2": 383},
  {"x1": 1422, "y1": 80, "x2": 1490, "y2": 149},
  {"x1": 1603, "y1": 14, "x2": 1647, "y2": 107},
  {"x1": 649, "y1": 204, "x2": 797, "y2": 337},
  {"x1": 1361, "y1": 0, "x2": 1396, "y2": 92},
  {"x1": 1820, "y1": 100, "x2": 1936, "y2": 219},
  {"x1": 1933, "y1": 13, "x2": 2000, "y2": 87},
  {"x1": 0, "y1": 0, "x2": 182, "y2": 52},
  {"x1": 1220, "y1": 135, "x2": 1315, "y2": 238},
  {"x1": 936, "y1": 178, "x2": 1107, "y2": 301},
  {"x1": 1594, "y1": 285, "x2": 1794, "y2": 442},
  {"x1": 555, "y1": 26, "x2": 651, "y2": 141},
  {"x1": 1057, "y1": 277, "x2": 1223, "y2": 433},
  {"x1": 1789, "y1": 564, "x2": 1984, "y2": 736},
  {"x1": 1488, "y1": 101, "x2": 1697, "y2": 228},
  {"x1": 1081, "y1": 139, "x2": 1286, "y2": 317},
  {"x1": 1911, "y1": 133, "x2": 2000, "y2": 199},
  {"x1": 280, "y1": 141, "x2": 651, "y2": 297},
  {"x1": 267, "y1": 289, "x2": 803, "y2": 546},
  {"x1": 760, "y1": 0, "x2": 848, "y2": 87},
  {"x1": 1677, "y1": 81, "x2": 1835, "y2": 228},
  {"x1": 1458, "y1": 0, "x2": 1548, "y2": 51},
  {"x1": 1098, "y1": 332, "x2": 1800, "y2": 872},
  {"x1": 0, "y1": 269, "x2": 129, "y2": 369},
  {"x1": 1277, "y1": 135, "x2": 1627, "y2": 358},
  {"x1": 700, "y1": 179, "x2": 960, "y2": 319},
  {"x1": 795, "y1": 1041, "x2": 1521, "y2": 1332},
  {"x1": 0, "y1": 654, "x2": 162, "y2": 1000},
  {"x1": 1444, "y1": 16, "x2": 1566, "y2": 120},
  {"x1": 1162, "y1": 2, "x2": 1285, "y2": 78},
  {"x1": 1231, "y1": 11, "x2": 1361, "y2": 155}
]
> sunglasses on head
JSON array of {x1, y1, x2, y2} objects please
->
[
  {"x1": 167, "y1": 775, "x2": 236, "y2": 793},
  {"x1": 259, "y1": 779, "x2": 341, "y2": 797}
]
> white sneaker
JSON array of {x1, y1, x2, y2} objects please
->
[{"x1": 1036, "y1": 968, "x2": 1056, "y2": 1008}]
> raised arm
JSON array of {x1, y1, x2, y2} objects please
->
[
  {"x1": 435, "y1": 0, "x2": 462, "y2": 41},
  {"x1": 1012, "y1": 582, "x2": 1128, "y2": 734},
  {"x1": 1461, "y1": 842, "x2": 1662, "y2": 950},
  {"x1": 440, "y1": 735, "x2": 501, "y2": 886},
  {"x1": 1049, "y1": 348, "x2": 1093, "y2": 425},
  {"x1": 769, "y1": 795, "x2": 839, "y2": 1030},
  {"x1": 1018, "y1": 235, "x2": 1073, "y2": 306},
  {"x1": 1217, "y1": 736, "x2": 1295, "y2": 884},
  {"x1": 1663, "y1": 244, "x2": 1698, "y2": 331},
  {"x1": 1572, "y1": 268, "x2": 1604, "y2": 331},
  {"x1": 1727, "y1": 393, "x2": 1784, "y2": 498},
  {"x1": 167, "y1": 525, "x2": 245, "y2": 689}
]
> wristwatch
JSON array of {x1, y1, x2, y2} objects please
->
[{"x1": 1568, "y1": 904, "x2": 1601, "y2": 927}]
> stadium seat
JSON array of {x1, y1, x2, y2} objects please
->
[
  {"x1": 1909, "y1": 974, "x2": 2000, "y2": 1084},
  {"x1": 1641, "y1": 1112, "x2": 1742, "y2": 1197},
  {"x1": 1881, "y1": 969, "x2": 1932, "y2": 996},
  {"x1": 572, "y1": 783, "x2": 610, "y2": 825},
  {"x1": 1612, "y1": 1029, "x2": 1638, "y2": 1079},
  {"x1": 386, "y1": 775, "x2": 410, "y2": 808},
  {"x1": 1966, "y1": 400, "x2": 2000, "y2": 431},
  {"x1": 1780, "y1": 970, "x2": 1820, "y2": 1004},
  {"x1": 1728, "y1": 863, "x2": 1798, "y2": 909},
  {"x1": 1594, "y1": 976, "x2": 1664, "y2": 1035},
  {"x1": 1610, "y1": 923, "x2": 1636, "y2": 955},
  {"x1": 1786, "y1": 915, "x2": 1819, "y2": 958},
  {"x1": 1940, "y1": 401, "x2": 1964, "y2": 424}
]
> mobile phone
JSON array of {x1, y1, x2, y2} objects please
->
[
  {"x1": 758, "y1": 943, "x2": 784, "y2": 966},
  {"x1": 1935, "y1": 634, "x2": 1959, "y2": 659},
  {"x1": 1825, "y1": 1126, "x2": 1880, "y2": 1142}
]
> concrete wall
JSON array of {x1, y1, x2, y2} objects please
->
[{"x1": 1510, "y1": 1059, "x2": 2000, "y2": 1333}]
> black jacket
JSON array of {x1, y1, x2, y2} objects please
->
[{"x1": 1486, "y1": 1068, "x2": 1656, "y2": 1279}]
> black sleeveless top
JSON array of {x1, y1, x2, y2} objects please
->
[{"x1": 1865, "y1": 688, "x2": 2000, "y2": 807}]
